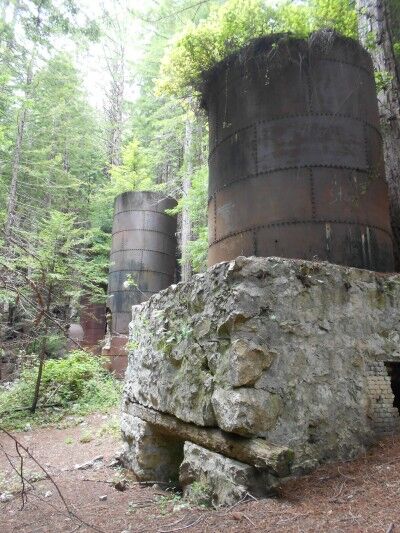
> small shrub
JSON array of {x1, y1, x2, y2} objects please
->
[
  {"x1": 79, "y1": 430, "x2": 93, "y2": 443},
  {"x1": 0, "y1": 351, "x2": 122, "y2": 430},
  {"x1": 184, "y1": 481, "x2": 212, "y2": 507},
  {"x1": 98, "y1": 415, "x2": 120, "y2": 439}
]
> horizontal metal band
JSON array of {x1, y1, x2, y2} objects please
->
[
  {"x1": 209, "y1": 219, "x2": 393, "y2": 248},
  {"x1": 315, "y1": 56, "x2": 372, "y2": 77},
  {"x1": 114, "y1": 208, "x2": 174, "y2": 218},
  {"x1": 111, "y1": 228, "x2": 176, "y2": 240},
  {"x1": 212, "y1": 56, "x2": 372, "y2": 100},
  {"x1": 110, "y1": 248, "x2": 176, "y2": 258},
  {"x1": 209, "y1": 114, "x2": 381, "y2": 161},
  {"x1": 208, "y1": 166, "x2": 382, "y2": 205},
  {"x1": 108, "y1": 268, "x2": 175, "y2": 277}
]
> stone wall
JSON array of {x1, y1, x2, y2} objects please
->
[{"x1": 121, "y1": 257, "x2": 400, "y2": 504}]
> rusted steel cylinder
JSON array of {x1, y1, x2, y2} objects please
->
[
  {"x1": 79, "y1": 296, "x2": 106, "y2": 353},
  {"x1": 202, "y1": 31, "x2": 394, "y2": 271},
  {"x1": 108, "y1": 191, "x2": 177, "y2": 335}
]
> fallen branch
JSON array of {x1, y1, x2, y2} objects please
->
[
  {"x1": 157, "y1": 515, "x2": 204, "y2": 532},
  {"x1": 0, "y1": 426, "x2": 105, "y2": 532}
]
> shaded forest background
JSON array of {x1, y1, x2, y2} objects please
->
[{"x1": 1, "y1": 0, "x2": 400, "y2": 358}]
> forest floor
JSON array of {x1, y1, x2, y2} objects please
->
[{"x1": 0, "y1": 411, "x2": 399, "y2": 533}]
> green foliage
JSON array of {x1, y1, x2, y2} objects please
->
[
  {"x1": 166, "y1": 164, "x2": 208, "y2": 272},
  {"x1": 90, "y1": 138, "x2": 154, "y2": 234},
  {"x1": 0, "y1": 351, "x2": 121, "y2": 430},
  {"x1": 108, "y1": 139, "x2": 154, "y2": 195},
  {"x1": 185, "y1": 481, "x2": 212, "y2": 506},
  {"x1": 159, "y1": 0, "x2": 358, "y2": 95},
  {"x1": 98, "y1": 415, "x2": 120, "y2": 438},
  {"x1": 185, "y1": 225, "x2": 208, "y2": 272},
  {"x1": 5, "y1": 209, "x2": 107, "y2": 310},
  {"x1": 375, "y1": 70, "x2": 394, "y2": 92},
  {"x1": 309, "y1": 0, "x2": 357, "y2": 38},
  {"x1": 79, "y1": 430, "x2": 94, "y2": 443}
]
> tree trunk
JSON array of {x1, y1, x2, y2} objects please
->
[
  {"x1": 104, "y1": 44, "x2": 125, "y2": 168},
  {"x1": 4, "y1": 45, "x2": 35, "y2": 242},
  {"x1": 356, "y1": 0, "x2": 400, "y2": 269},
  {"x1": 180, "y1": 109, "x2": 194, "y2": 282},
  {"x1": 31, "y1": 282, "x2": 52, "y2": 413},
  {"x1": 4, "y1": 107, "x2": 27, "y2": 240}
]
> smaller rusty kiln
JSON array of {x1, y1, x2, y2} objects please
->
[
  {"x1": 105, "y1": 191, "x2": 177, "y2": 373},
  {"x1": 201, "y1": 31, "x2": 394, "y2": 271},
  {"x1": 79, "y1": 296, "x2": 106, "y2": 355}
]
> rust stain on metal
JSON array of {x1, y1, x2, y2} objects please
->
[
  {"x1": 108, "y1": 191, "x2": 177, "y2": 336},
  {"x1": 80, "y1": 296, "x2": 106, "y2": 354},
  {"x1": 202, "y1": 33, "x2": 394, "y2": 272}
]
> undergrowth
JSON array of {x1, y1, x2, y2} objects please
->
[{"x1": 0, "y1": 351, "x2": 122, "y2": 430}]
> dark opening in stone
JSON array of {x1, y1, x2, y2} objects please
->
[{"x1": 385, "y1": 362, "x2": 400, "y2": 411}]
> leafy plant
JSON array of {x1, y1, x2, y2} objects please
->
[
  {"x1": 375, "y1": 70, "x2": 394, "y2": 92},
  {"x1": 158, "y1": 0, "x2": 358, "y2": 96},
  {"x1": 0, "y1": 351, "x2": 122, "y2": 430},
  {"x1": 79, "y1": 430, "x2": 94, "y2": 443}
]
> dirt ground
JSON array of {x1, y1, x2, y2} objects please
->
[{"x1": 0, "y1": 413, "x2": 399, "y2": 533}]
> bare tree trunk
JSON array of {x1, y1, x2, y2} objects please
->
[
  {"x1": 31, "y1": 282, "x2": 53, "y2": 413},
  {"x1": 357, "y1": 0, "x2": 400, "y2": 269},
  {"x1": 104, "y1": 43, "x2": 125, "y2": 168},
  {"x1": 181, "y1": 110, "x2": 194, "y2": 282},
  {"x1": 4, "y1": 107, "x2": 27, "y2": 240},
  {"x1": 4, "y1": 39, "x2": 36, "y2": 241}
]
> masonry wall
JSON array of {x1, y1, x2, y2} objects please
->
[{"x1": 122, "y1": 257, "x2": 400, "y2": 497}]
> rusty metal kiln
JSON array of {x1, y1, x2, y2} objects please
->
[{"x1": 202, "y1": 32, "x2": 394, "y2": 271}]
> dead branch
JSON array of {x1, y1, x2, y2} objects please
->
[{"x1": 0, "y1": 427, "x2": 105, "y2": 532}]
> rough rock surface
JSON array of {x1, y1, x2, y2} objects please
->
[
  {"x1": 123, "y1": 256, "x2": 400, "y2": 476},
  {"x1": 179, "y1": 442, "x2": 278, "y2": 507},
  {"x1": 120, "y1": 414, "x2": 183, "y2": 482}
]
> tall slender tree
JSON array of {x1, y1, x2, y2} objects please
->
[{"x1": 356, "y1": 0, "x2": 400, "y2": 268}]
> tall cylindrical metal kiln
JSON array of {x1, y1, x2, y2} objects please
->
[
  {"x1": 202, "y1": 31, "x2": 394, "y2": 271},
  {"x1": 108, "y1": 191, "x2": 177, "y2": 336}
]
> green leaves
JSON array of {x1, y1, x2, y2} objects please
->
[
  {"x1": 374, "y1": 70, "x2": 394, "y2": 92},
  {"x1": 0, "y1": 351, "x2": 121, "y2": 430},
  {"x1": 158, "y1": 0, "x2": 359, "y2": 96}
]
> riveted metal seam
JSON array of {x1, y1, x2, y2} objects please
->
[
  {"x1": 111, "y1": 228, "x2": 176, "y2": 240},
  {"x1": 114, "y1": 209, "x2": 175, "y2": 217},
  {"x1": 306, "y1": 56, "x2": 313, "y2": 114},
  {"x1": 207, "y1": 166, "x2": 381, "y2": 205},
  {"x1": 253, "y1": 230, "x2": 257, "y2": 255},
  {"x1": 110, "y1": 248, "x2": 176, "y2": 257},
  {"x1": 109, "y1": 268, "x2": 175, "y2": 277},
  {"x1": 208, "y1": 114, "x2": 382, "y2": 161},
  {"x1": 313, "y1": 56, "x2": 373, "y2": 77},
  {"x1": 310, "y1": 168, "x2": 316, "y2": 219},
  {"x1": 253, "y1": 122, "x2": 258, "y2": 174},
  {"x1": 209, "y1": 219, "x2": 393, "y2": 248},
  {"x1": 213, "y1": 56, "x2": 373, "y2": 99}
]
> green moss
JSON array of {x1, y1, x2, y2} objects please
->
[{"x1": 185, "y1": 481, "x2": 213, "y2": 507}]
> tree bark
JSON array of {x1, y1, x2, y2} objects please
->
[
  {"x1": 4, "y1": 107, "x2": 27, "y2": 240},
  {"x1": 180, "y1": 109, "x2": 194, "y2": 282},
  {"x1": 357, "y1": 0, "x2": 400, "y2": 268},
  {"x1": 4, "y1": 29, "x2": 36, "y2": 242},
  {"x1": 30, "y1": 281, "x2": 53, "y2": 413}
]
